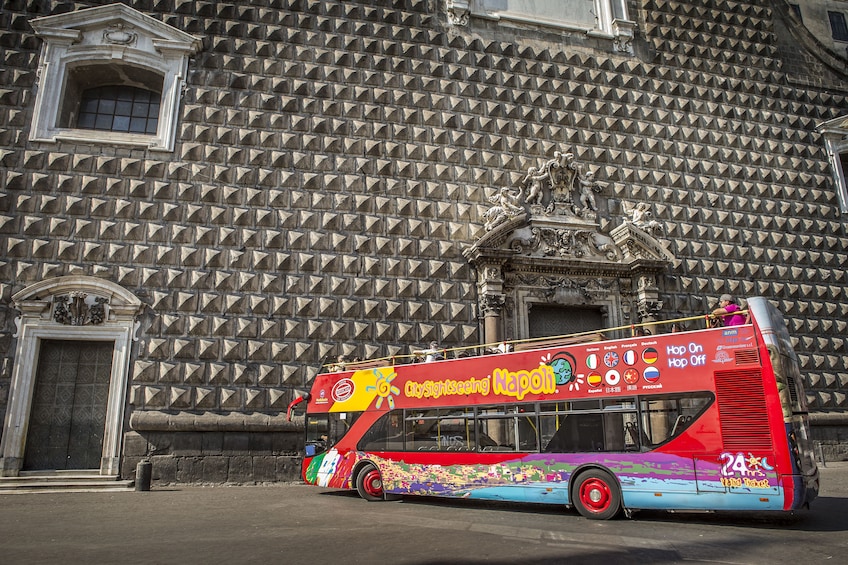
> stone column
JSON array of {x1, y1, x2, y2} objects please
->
[
  {"x1": 464, "y1": 244, "x2": 514, "y2": 348},
  {"x1": 635, "y1": 274, "x2": 663, "y2": 334},
  {"x1": 479, "y1": 293, "x2": 505, "y2": 345},
  {"x1": 476, "y1": 262, "x2": 507, "y2": 346}
]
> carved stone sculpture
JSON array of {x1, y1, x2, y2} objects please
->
[
  {"x1": 484, "y1": 186, "x2": 525, "y2": 231},
  {"x1": 484, "y1": 149, "x2": 605, "y2": 228},
  {"x1": 622, "y1": 201, "x2": 662, "y2": 234},
  {"x1": 54, "y1": 292, "x2": 108, "y2": 326}
]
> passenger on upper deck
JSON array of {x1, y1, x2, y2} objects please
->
[
  {"x1": 711, "y1": 294, "x2": 747, "y2": 326},
  {"x1": 328, "y1": 355, "x2": 347, "y2": 372},
  {"x1": 412, "y1": 341, "x2": 444, "y2": 363}
]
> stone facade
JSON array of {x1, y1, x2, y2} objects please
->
[
  {"x1": 789, "y1": 1, "x2": 848, "y2": 62},
  {"x1": 1, "y1": 0, "x2": 848, "y2": 484}
]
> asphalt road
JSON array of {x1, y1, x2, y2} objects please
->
[{"x1": 1, "y1": 462, "x2": 846, "y2": 565}]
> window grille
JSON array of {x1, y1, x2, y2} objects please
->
[{"x1": 76, "y1": 85, "x2": 160, "y2": 134}]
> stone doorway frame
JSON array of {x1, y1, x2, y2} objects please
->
[
  {"x1": 513, "y1": 282, "x2": 624, "y2": 339},
  {"x1": 467, "y1": 237, "x2": 668, "y2": 345},
  {"x1": 0, "y1": 276, "x2": 142, "y2": 477}
]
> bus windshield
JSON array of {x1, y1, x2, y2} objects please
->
[{"x1": 305, "y1": 411, "x2": 361, "y2": 456}]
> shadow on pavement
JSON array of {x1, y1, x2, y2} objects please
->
[{"x1": 319, "y1": 487, "x2": 848, "y2": 532}]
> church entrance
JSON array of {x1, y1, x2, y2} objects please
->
[
  {"x1": 23, "y1": 340, "x2": 114, "y2": 471},
  {"x1": 528, "y1": 305, "x2": 604, "y2": 339},
  {"x1": 464, "y1": 148, "x2": 674, "y2": 348}
]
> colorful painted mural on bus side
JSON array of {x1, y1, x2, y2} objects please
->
[{"x1": 305, "y1": 447, "x2": 785, "y2": 511}]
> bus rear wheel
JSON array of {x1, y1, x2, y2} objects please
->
[
  {"x1": 356, "y1": 464, "x2": 384, "y2": 502},
  {"x1": 572, "y1": 469, "x2": 621, "y2": 520}
]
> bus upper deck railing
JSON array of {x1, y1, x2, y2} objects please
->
[{"x1": 327, "y1": 311, "x2": 749, "y2": 373}]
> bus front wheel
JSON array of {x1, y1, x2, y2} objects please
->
[
  {"x1": 572, "y1": 469, "x2": 621, "y2": 520},
  {"x1": 356, "y1": 464, "x2": 384, "y2": 502}
]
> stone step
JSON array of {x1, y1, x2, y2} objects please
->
[{"x1": 0, "y1": 473, "x2": 134, "y2": 494}]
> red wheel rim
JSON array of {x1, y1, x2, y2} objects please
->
[
  {"x1": 362, "y1": 469, "x2": 383, "y2": 498},
  {"x1": 578, "y1": 478, "x2": 612, "y2": 514}
]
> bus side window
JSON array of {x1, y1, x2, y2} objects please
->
[
  {"x1": 434, "y1": 415, "x2": 473, "y2": 451},
  {"x1": 406, "y1": 410, "x2": 440, "y2": 451},
  {"x1": 602, "y1": 412, "x2": 626, "y2": 451},
  {"x1": 540, "y1": 404, "x2": 637, "y2": 453},
  {"x1": 768, "y1": 344, "x2": 794, "y2": 419},
  {"x1": 624, "y1": 422, "x2": 641, "y2": 450},
  {"x1": 541, "y1": 414, "x2": 582, "y2": 452},
  {"x1": 547, "y1": 413, "x2": 604, "y2": 452},
  {"x1": 542, "y1": 423, "x2": 568, "y2": 452},
  {"x1": 640, "y1": 393, "x2": 713, "y2": 448},
  {"x1": 357, "y1": 412, "x2": 404, "y2": 451},
  {"x1": 477, "y1": 405, "x2": 538, "y2": 452},
  {"x1": 477, "y1": 427, "x2": 499, "y2": 450},
  {"x1": 518, "y1": 414, "x2": 539, "y2": 451}
]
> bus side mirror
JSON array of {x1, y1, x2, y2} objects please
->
[{"x1": 286, "y1": 392, "x2": 311, "y2": 421}]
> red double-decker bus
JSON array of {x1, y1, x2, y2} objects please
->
[{"x1": 291, "y1": 297, "x2": 818, "y2": 519}]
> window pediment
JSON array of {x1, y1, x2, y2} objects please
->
[
  {"x1": 819, "y1": 114, "x2": 848, "y2": 137},
  {"x1": 30, "y1": 3, "x2": 201, "y2": 53}
]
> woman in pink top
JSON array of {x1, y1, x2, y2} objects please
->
[{"x1": 711, "y1": 294, "x2": 747, "y2": 326}]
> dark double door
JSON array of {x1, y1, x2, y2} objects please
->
[
  {"x1": 529, "y1": 305, "x2": 604, "y2": 338},
  {"x1": 23, "y1": 340, "x2": 113, "y2": 471}
]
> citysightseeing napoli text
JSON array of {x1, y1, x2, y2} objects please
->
[{"x1": 404, "y1": 365, "x2": 556, "y2": 401}]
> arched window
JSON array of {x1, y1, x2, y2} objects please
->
[{"x1": 77, "y1": 85, "x2": 160, "y2": 134}]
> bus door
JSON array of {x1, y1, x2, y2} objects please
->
[{"x1": 694, "y1": 457, "x2": 725, "y2": 493}]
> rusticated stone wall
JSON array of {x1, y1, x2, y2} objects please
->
[
  {"x1": 0, "y1": 0, "x2": 847, "y2": 482},
  {"x1": 124, "y1": 412, "x2": 301, "y2": 483}
]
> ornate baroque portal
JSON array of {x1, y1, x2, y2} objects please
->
[
  {"x1": 0, "y1": 276, "x2": 142, "y2": 477},
  {"x1": 464, "y1": 149, "x2": 675, "y2": 344}
]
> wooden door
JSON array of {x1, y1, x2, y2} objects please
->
[{"x1": 23, "y1": 340, "x2": 113, "y2": 471}]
